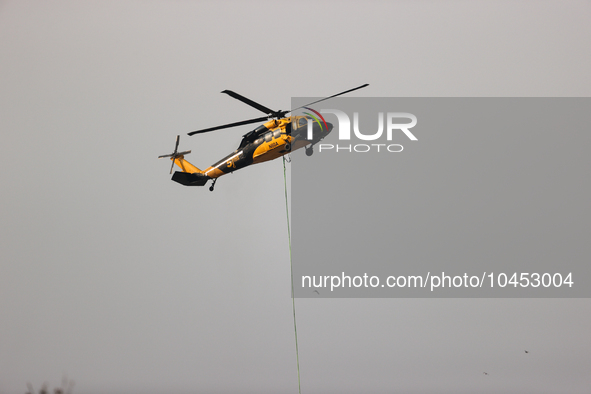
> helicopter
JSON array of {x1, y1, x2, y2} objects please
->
[{"x1": 159, "y1": 84, "x2": 369, "y2": 191}]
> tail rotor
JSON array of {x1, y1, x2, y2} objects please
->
[{"x1": 158, "y1": 135, "x2": 192, "y2": 174}]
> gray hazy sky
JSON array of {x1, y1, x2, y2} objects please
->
[{"x1": 1, "y1": 1, "x2": 590, "y2": 393}]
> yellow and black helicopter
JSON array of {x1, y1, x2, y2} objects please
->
[{"x1": 159, "y1": 84, "x2": 368, "y2": 191}]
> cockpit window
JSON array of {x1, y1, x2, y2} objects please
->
[
  {"x1": 298, "y1": 117, "x2": 308, "y2": 127},
  {"x1": 264, "y1": 132, "x2": 273, "y2": 142},
  {"x1": 273, "y1": 129, "x2": 282, "y2": 138}
]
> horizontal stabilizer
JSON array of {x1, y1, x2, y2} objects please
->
[{"x1": 171, "y1": 171, "x2": 210, "y2": 186}]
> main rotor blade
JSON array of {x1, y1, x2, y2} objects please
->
[
  {"x1": 221, "y1": 90, "x2": 276, "y2": 115},
  {"x1": 291, "y1": 83, "x2": 369, "y2": 112},
  {"x1": 188, "y1": 116, "x2": 269, "y2": 136},
  {"x1": 170, "y1": 157, "x2": 175, "y2": 174}
]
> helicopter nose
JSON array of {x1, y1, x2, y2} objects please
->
[{"x1": 313, "y1": 121, "x2": 332, "y2": 136}]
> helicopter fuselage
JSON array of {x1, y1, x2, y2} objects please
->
[{"x1": 170, "y1": 116, "x2": 332, "y2": 187}]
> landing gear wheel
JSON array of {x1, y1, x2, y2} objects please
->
[
  {"x1": 305, "y1": 146, "x2": 313, "y2": 156},
  {"x1": 209, "y1": 178, "x2": 217, "y2": 192}
]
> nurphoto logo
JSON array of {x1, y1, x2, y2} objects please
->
[{"x1": 304, "y1": 108, "x2": 418, "y2": 153}]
